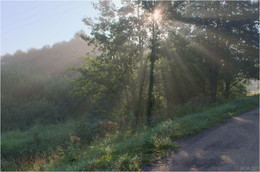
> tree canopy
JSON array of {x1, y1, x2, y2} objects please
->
[{"x1": 75, "y1": 0, "x2": 259, "y2": 126}]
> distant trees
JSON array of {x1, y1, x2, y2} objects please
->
[{"x1": 1, "y1": 36, "x2": 90, "y2": 131}]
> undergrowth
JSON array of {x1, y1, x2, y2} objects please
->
[{"x1": 1, "y1": 95, "x2": 259, "y2": 171}]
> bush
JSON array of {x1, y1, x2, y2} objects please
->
[
  {"x1": 1, "y1": 98, "x2": 61, "y2": 131},
  {"x1": 75, "y1": 119, "x2": 118, "y2": 143}
]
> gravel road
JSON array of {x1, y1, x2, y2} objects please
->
[{"x1": 143, "y1": 108, "x2": 259, "y2": 171}]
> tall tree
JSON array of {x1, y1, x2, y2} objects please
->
[
  {"x1": 76, "y1": 0, "x2": 150, "y2": 125},
  {"x1": 141, "y1": 0, "x2": 161, "y2": 125}
]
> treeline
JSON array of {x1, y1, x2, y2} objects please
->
[
  {"x1": 1, "y1": 0, "x2": 259, "y2": 132},
  {"x1": 1, "y1": 36, "x2": 93, "y2": 131},
  {"x1": 75, "y1": 0, "x2": 259, "y2": 127}
]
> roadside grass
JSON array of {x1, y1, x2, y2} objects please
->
[
  {"x1": 155, "y1": 95, "x2": 259, "y2": 140},
  {"x1": 1, "y1": 95, "x2": 259, "y2": 171},
  {"x1": 1, "y1": 120, "x2": 78, "y2": 170}
]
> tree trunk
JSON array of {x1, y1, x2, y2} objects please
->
[
  {"x1": 134, "y1": 2, "x2": 146, "y2": 126},
  {"x1": 224, "y1": 81, "x2": 231, "y2": 99},
  {"x1": 135, "y1": 59, "x2": 147, "y2": 125},
  {"x1": 124, "y1": 86, "x2": 130, "y2": 111},
  {"x1": 209, "y1": 65, "x2": 218, "y2": 102},
  {"x1": 147, "y1": 17, "x2": 156, "y2": 126},
  {"x1": 147, "y1": 58, "x2": 155, "y2": 126},
  {"x1": 210, "y1": 2, "x2": 220, "y2": 102},
  {"x1": 161, "y1": 64, "x2": 171, "y2": 113},
  {"x1": 209, "y1": 5, "x2": 220, "y2": 103}
]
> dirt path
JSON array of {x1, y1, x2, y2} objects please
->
[{"x1": 143, "y1": 108, "x2": 259, "y2": 171}]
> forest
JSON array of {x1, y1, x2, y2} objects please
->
[{"x1": 1, "y1": 0, "x2": 259, "y2": 171}]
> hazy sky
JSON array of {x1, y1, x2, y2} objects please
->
[{"x1": 1, "y1": 1, "x2": 100, "y2": 56}]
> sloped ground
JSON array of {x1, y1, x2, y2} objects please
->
[{"x1": 143, "y1": 108, "x2": 259, "y2": 171}]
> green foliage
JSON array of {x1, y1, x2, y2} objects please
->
[
  {"x1": 3, "y1": 95, "x2": 257, "y2": 171},
  {"x1": 1, "y1": 1, "x2": 259, "y2": 171},
  {"x1": 62, "y1": 134, "x2": 81, "y2": 163},
  {"x1": 2, "y1": 98, "x2": 59, "y2": 131},
  {"x1": 114, "y1": 154, "x2": 140, "y2": 171},
  {"x1": 1, "y1": 54, "x2": 85, "y2": 131},
  {"x1": 1, "y1": 120, "x2": 77, "y2": 161},
  {"x1": 75, "y1": 118, "x2": 118, "y2": 143},
  {"x1": 74, "y1": 0, "x2": 259, "y2": 127}
]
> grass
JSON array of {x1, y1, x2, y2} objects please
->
[
  {"x1": 1, "y1": 95, "x2": 259, "y2": 171},
  {"x1": 1, "y1": 120, "x2": 78, "y2": 170}
]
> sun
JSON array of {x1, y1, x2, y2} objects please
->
[
  {"x1": 153, "y1": 9, "x2": 161, "y2": 21},
  {"x1": 147, "y1": 9, "x2": 162, "y2": 24}
]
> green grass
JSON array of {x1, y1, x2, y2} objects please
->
[
  {"x1": 1, "y1": 95, "x2": 259, "y2": 171},
  {"x1": 1, "y1": 120, "x2": 77, "y2": 168}
]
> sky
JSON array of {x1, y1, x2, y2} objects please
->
[{"x1": 1, "y1": 1, "x2": 100, "y2": 56}]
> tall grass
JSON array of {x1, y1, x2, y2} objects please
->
[
  {"x1": 2, "y1": 95, "x2": 258, "y2": 171},
  {"x1": 1, "y1": 120, "x2": 77, "y2": 166}
]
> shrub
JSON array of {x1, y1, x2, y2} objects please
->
[
  {"x1": 75, "y1": 119, "x2": 118, "y2": 143},
  {"x1": 114, "y1": 154, "x2": 140, "y2": 171}
]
